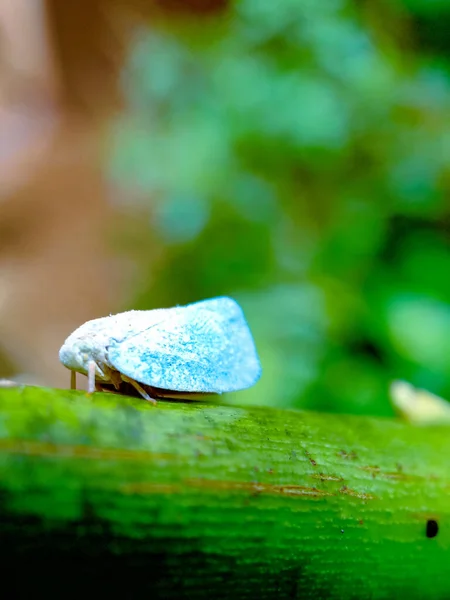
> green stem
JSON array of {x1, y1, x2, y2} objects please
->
[{"x1": 0, "y1": 386, "x2": 448, "y2": 599}]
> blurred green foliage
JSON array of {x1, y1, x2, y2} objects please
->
[{"x1": 107, "y1": 0, "x2": 450, "y2": 416}]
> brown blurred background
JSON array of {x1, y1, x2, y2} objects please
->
[{"x1": 0, "y1": 0, "x2": 139, "y2": 387}]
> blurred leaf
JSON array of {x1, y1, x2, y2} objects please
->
[
  {"x1": 386, "y1": 295, "x2": 450, "y2": 372},
  {"x1": 106, "y1": 0, "x2": 450, "y2": 417}
]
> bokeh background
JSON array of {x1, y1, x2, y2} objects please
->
[{"x1": 1, "y1": 0, "x2": 450, "y2": 417}]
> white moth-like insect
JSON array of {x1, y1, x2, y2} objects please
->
[{"x1": 59, "y1": 296, "x2": 261, "y2": 404}]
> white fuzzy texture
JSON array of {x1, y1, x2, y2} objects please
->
[{"x1": 59, "y1": 297, "x2": 261, "y2": 393}]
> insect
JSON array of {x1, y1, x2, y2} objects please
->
[
  {"x1": 389, "y1": 380, "x2": 450, "y2": 425},
  {"x1": 59, "y1": 296, "x2": 261, "y2": 404}
]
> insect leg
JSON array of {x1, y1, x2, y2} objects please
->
[
  {"x1": 121, "y1": 375, "x2": 157, "y2": 405},
  {"x1": 70, "y1": 371, "x2": 77, "y2": 390},
  {"x1": 87, "y1": 361, "x2": 96, "y2": 393}
]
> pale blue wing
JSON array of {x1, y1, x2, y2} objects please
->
[{"x1": 108, "y1": 297, "x2": 261, "y2": 393}]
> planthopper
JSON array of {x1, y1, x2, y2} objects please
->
[{"x1": 59, "y1": 296, "x2": 261, "y2": 404}]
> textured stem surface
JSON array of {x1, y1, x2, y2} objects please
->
[{"x1": 0, "y1": 387, "x2": 448, "y2": 598}]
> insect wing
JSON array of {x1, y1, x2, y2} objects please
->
[{"x1": 108, "y1": 297, "x2": 261, "y2": 393}]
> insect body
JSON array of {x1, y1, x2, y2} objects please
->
[
  {"x1": 59, "y1": 296, "x2": 261, "y2": 403},
  {"x1": 389, "y1": 380, "x2": 450, "y2": 425}
]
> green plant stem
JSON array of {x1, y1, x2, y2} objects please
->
[{"x1": 0, "y1": 386, "x2": 448, "y2": 599}]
